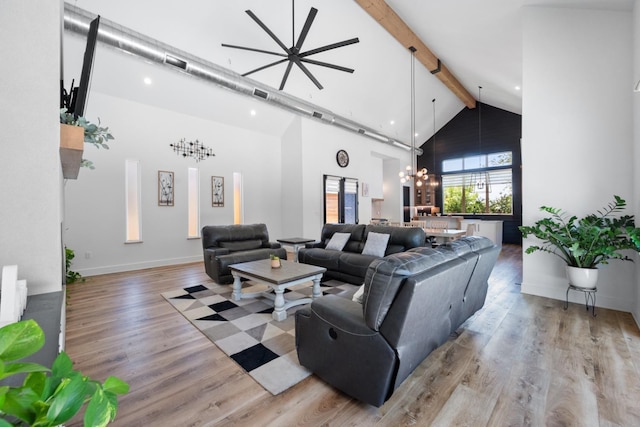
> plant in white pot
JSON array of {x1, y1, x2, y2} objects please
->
[{"x1": 519, "y1": 195, "x2": 640, "y2": 289}]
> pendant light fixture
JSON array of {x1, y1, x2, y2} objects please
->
[
  {"x1": 399, "y1": 47, "x2": 428, "y2": 187},
  {"x1": 430, "y1": 98, "x2": 439, "y2": 188},
  {"x1": 475, "y1": 86, "x2": 490, "y2": 192}
]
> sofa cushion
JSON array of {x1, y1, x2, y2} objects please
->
[
  {"x1": 339, "y1": 252, "x2": 381, "y2": 281},
  {"x1": 320, "y1": 224, "x2": 366, "y2": 253},
  {"x1": 326, "y1": 232, "x2": 351, "y2": 251},
  {"x1": 297, "y1": 248, "x2": 342, "y2": 271},
  {"x1": 219, "y1": 239, "x2": 262, "y2": 252},
  {"x1": 364, "y1": 225, "x2": 426, "y2": 255},
  {"x1": 362, "y1": 232, "x2": 390, "y2": 257}
]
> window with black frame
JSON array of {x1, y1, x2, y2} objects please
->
[
  {"x1": 324, "y1": 175, "x2": 358, "y2": 224},
  {"x1": 441, "y1": 151, "x2": 513, "y2": 214}
]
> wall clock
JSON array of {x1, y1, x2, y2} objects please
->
[{"x1": 336, "y1": 150, "x2": 349, "y2": 168}]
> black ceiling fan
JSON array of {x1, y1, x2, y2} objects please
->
[{"x1": 222, "y1": 1, "x2": 359, "y2": 90}]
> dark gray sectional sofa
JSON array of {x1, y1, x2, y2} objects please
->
[
  {"x1": 295, "y1": 236, "x2": 500, "y2": 407},
  {"x1": 297, "y1": 223, "x2": 426, "y2": 285},
  {"x1": 201, "y1": 223, "x2": 287, "y2": 284}
]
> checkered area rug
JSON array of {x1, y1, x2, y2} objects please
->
[{"x1": 161, "y1": 279, "x2": 358, "y2": 395}]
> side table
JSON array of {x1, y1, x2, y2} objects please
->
[
  {"x1": 277, "y1": 237, "x2": 315, "y2": 262},
  {"x1": 564, "y1": 284, "x2": 597, "y2": 317}
]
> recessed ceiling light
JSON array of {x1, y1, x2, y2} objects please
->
[
  {"x1": 515, "y1": 86, "x2": 521, "y2": 91},
  {"x1": 414, "y1": 132, "x2": 419, "y2": 137},
  {"x1": 143, "y1": 77, "x2": 152, "y2": 85},
  {"x1": 250, "y1": 110, "x2": 256, "y2": 116},
  {"x1": 390, "y1": 120, "x2": 395, "y2": 125}
]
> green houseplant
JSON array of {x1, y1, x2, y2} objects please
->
[
  {"x1": 0, "y1": 319, "x2": 129, "y2": 426},
  {"x1": 60, "y1": 109, "x2": 114, "y2": 170},
  {"x1": 519, "y1": 195, "x2": 640, "y2": 288}
]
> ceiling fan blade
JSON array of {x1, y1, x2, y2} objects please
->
[
  {"x1": 279, "y1": 61, "x2": 295, "y2": 90},
  {"x1": 299, "y1": 38, "x2": 360, "y2": 58},
  {"x1": 291, "y1": 57, "x2": 323, "y2": 90},
  {"x1": 245, "y1": 10, "x2": 290, "y2": 54},
  {"x1": 242, "y1": 58, "x2": 289, "y2": 77},
  {"x1": 221, "y1": 43, "x2": 287, "y2": 58},
  {"x1": 299, "y1": 58, "x2": 355, "y2": 73},
  {"x1": 295, "y1": 7, "x2": 317, "y2": 51}
]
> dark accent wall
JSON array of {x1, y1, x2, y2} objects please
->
[{"x1": 418, "y1": 103, "x2": 522, "y2": 244}]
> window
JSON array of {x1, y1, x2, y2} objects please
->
[
  {"x1": 187, "y1": 167, "x2": 199, "y2": 238},
  {"x1": 233, "y1": 172, "x2": 243, "y2": 225},
  {"x1": 324, "y1": 175, "x2": 358, "y2": 224},
  {"x1": 442, "y1": 152, "x2": 513, "y2": 214},
  {"x1": 125, "y1": 159, "x2": 142, "y2": 242}
]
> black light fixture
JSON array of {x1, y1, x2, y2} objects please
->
[
  {"x1": 474, "y1": 86, "x2": 490, "y2": 192},
  {"x1": 170, "y1": 139, "x2": 215, "y2": 162},
  {"x1": 399, "y1": 46, "x2": 428, "y2": 187},
  {"x1": 430, "y1": 98, "x2": 439, "y2": 188}
]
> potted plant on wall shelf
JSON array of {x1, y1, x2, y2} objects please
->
[
  {"x1": 60, "y1": 109, "x2": 114, "y2": 179},
  {"x1": 519, "y1": 195, "x2": 640, "y2": 289}
]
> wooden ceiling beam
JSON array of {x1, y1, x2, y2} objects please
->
[{"x1": 355, "y1": 0, "x2": 477, "y2": 109}]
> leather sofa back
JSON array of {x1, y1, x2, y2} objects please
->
[
  {"x1": 317, "y1": 223, "x2": 426, "y2": 255},
  {"x1": 364, "y1": 225, "x2": 426, "y2": 255},
  {"x1": 318, "y1": 224, "x2": 366, "y2": 253},
  {"x1": 202, "y1": 223, "x2": 270, "y2": 250}
]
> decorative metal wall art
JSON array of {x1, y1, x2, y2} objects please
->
[{"x1": 170, "y1": 138, "x2": 214, "y2": 162}]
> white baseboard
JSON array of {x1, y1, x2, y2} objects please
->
[{"x1": 77, "y1": 256, "x2": 203, "y2": 277}]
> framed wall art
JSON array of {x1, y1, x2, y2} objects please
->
[
  {"x1": 212, "y1": 176, "x2": 224, "y2": 207},
  {"x1": 158, "y1": 170, "x2": 174, "y2": 206}
]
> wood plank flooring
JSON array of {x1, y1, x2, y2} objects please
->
[{"x1": 64, "y1": 244, "x2": 640, "y2": 426}]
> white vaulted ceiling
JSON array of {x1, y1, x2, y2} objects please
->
[{"x1": 63, "y1": 0, "x2": 635, "y2": 146}]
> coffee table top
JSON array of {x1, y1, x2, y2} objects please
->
[
  {"x1": 229, "y1": 259, "x2": 326, "y2": 285},
  {"x1": 277, "y1": 237, "x2": 316, "y2": 245}
]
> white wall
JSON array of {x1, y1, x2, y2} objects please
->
[
  {"x1": 64, "y1": 92, "x2": 410, "y2": 275},
  {"x1": 0, "y1": 0, "x2": 63, "y2": 295},
  {"x1": 522, "y1": 6, "x2": 635, "y2": 311},
  {"x1": 281, "y1": 117, "x2": 304, "y2": 237},
  {"x1": 634, "y1": 1, "x2": 640, "y2": 324},
  {"x1": 64, "y1": 93, "x2": 283, "y2": 275},
  {"x1": 299, "y1": 119, "x2": 409, "y2": 240}
]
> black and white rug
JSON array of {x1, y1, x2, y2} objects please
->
[{"x1": 161, "y1": 279, "x2": 357, "y2": 395}]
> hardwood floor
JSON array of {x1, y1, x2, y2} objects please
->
[{"x1": 64, "y1": 244, "x2": 640, "y2": 426}]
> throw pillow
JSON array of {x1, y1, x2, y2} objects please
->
[
  {"x1": 352, "y1": 284, "x2": 365, "y2": 304},
  {"x1": 325, "y1": 232, "x2": 351, "y2": 251},
  {"x1": 362, "y1": 232, "x2": 390, "y2": 257}
]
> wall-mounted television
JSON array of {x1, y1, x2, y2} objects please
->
[{"x1": 61, "y1": 15, "x2": 100, "y2": 118}]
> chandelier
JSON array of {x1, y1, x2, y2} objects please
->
[
  {"x1": 399, "y1": 47, "x2": 428, "y2": 187},
  {"x1": 170, "y1": 138, "x2": 215, "y2": 162}
]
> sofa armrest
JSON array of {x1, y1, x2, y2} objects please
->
[
  {"x1": 205, "y1": 248, "x2": 230, "y2": 257},
  {"x1": 295, "y1": 295, "x2": 397, "y2": 407},
  {"x1": 263, "y1": 242, "x2": 282, "y2": 249},
  {"x1": 305, "y1": 241, "x2": 324, "y2": 249}
]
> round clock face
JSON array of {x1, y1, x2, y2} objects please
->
[{"x1": 336, "y1": 150, "x2": 349, "y2": 167}]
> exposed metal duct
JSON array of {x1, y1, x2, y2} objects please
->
[{"x1": 63, "y1": 4, "x2": 421, "y2": 155}]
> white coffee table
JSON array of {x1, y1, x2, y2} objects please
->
[{"x1": 229, "y1": 259, "x2": 326, "y2": 321}]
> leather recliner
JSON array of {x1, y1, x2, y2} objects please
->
[
  {"x1": 295, "y1": 236, "x2": 500, "y2": 407},
  {"x1": 201, "y1": 223, "x2": 287, "y2": 284}
]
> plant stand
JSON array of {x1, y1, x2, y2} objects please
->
[{"x1": 564, "y1": 284, "x2": 597, "y2": 317}]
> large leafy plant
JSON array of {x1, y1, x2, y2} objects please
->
[
  {"x1": 0, "y1": 319, "x2": 129, "y2": 426},
  {"x1": 519, "y1": 195, "x2": 640, "y2": 268},
  {"x1": 60, "y1": 109, "x2": 114, "y2": 170}
]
